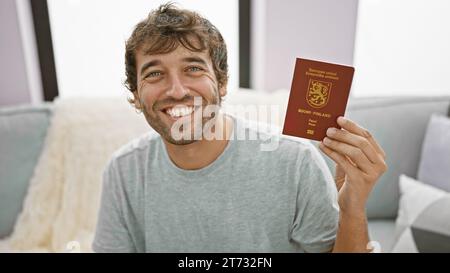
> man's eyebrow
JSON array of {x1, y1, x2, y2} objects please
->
[
  {"x1": 140, "y1": 60, "x2": 161, "y2": 75},
  {"x1": 140, "y1": 57, "x2": 208, "y2": 75},
  {"x1": 182, "y1": 57, "x2": 208, "y2": 66}
]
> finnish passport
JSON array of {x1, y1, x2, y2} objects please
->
[{"x1": 282, "y1": 58, "x2": 354, "y2": 141}]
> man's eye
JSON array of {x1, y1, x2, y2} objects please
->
[
  {"x1": 145, "y1": 71, "x2": 162, "y2": 78},
  {"x1": 187, "y1": 66, "x2": 203, "y2": 72}
]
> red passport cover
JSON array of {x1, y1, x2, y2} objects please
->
[{"x1": 282, "y1": 58, "x2": 354, "y2": 141}]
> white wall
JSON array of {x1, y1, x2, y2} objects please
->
[
  {"x1": 352, "y1": 0, "x2": 450, "y2": 97},
  {"x1": 0, "y1": 0, "x2": 42, "y2": 107},
  {"x1": 0, "y1": 0, "x2": 31, "y2": 106},
  {"x1": 16, "y1": 0, "x2": 43, "y2": 105},
  {"x1": 47, "y1": 0, "x2": 239, "y2": 99},
  {"x1": 252, "y1": 0, "x2": 359, "y2": 92}
]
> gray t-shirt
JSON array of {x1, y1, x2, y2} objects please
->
[{"x1": 92, "y1": 114, "x2": 339, "y2": 253}]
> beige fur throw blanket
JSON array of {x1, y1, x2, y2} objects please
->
[{"x1": 0, "y1": 97, "x2": 149, "y2": 252}]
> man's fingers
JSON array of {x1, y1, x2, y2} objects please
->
[
  {"x1": 319, "y1": 142, "x2": 359, "y2": 178},
  {"x1": 334, "y1": 164, "x2": 346, "y2": 191},
  {"x1": 337, "y1": 116, "x2": 386, "y2": 159},
  {"x1": 326, "y1": 127, "x2": 383, "y2": 164},
  {"x1": 322, "y1": 137, "x2": 373, "y2": 174}
]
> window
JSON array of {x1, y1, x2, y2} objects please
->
[
  {"x1": 47, "y1": 0, "x2": 238, "y2": 98},
  {"x1": 352, "y1": 0, "x2": 450, "y2": 97}
]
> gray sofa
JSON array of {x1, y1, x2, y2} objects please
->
[
  {"x1": 0, "y1": 104, "x2": 53, "y2": 239},
  {"x1": 1, "y1": 95, "x2": 449, "y2": 252},
  {"x1": 335, "y1": 96, "x2": 450, "y2": 252}
]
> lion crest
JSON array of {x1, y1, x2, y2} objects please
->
[{"x1": 306, "y1": 79, "x2": 332, "y2": 108}]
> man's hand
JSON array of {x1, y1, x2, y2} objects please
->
[
  {"x1": 319, "y1": 116, "x2": 387, "y2": 215},
  {"x1": 318, "y1": 116, "x2": 387, "y2": 252}
]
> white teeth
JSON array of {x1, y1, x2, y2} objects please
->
[{"x1": 166, "y1": 106, "x2": 194, "y2": 118}]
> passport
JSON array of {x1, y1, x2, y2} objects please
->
[{"x1": 282, "y1": 58, "x2": 354, "y2": 141}]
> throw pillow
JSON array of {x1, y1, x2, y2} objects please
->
[
  {"x1": 417, "y1": 114, "x2": 450, "y2": 192},
  {"x1": 392, "y1": 175, "x2": 450, "y2": 253}
]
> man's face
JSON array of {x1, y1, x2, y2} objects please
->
[{"x1": 134, "y1": 44, "x2": 226, "y2": 145}]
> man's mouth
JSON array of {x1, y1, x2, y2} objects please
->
[{"x1": 161, "y1": 105, "x2": 198, "y2": 120}]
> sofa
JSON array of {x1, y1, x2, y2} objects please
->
[{"x1": 1, "y1": 89, "x2": 449, "y2": 252}]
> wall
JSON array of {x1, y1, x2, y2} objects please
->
[
  {"x1": 252, "y1": 0, "x2": 359, "y2": 92},
  {"x1": 0, "y1": 0, "x2": 30, "y2": 106},
  {"x1": 0, "y1": 0, "x2": 42, "y2": 107}
]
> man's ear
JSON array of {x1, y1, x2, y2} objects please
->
[
  {"x1": 218, "y1": 84, "x2": 227, "y2": 98},
  {"x1": 133, "y1": 91, "x2": 143, "y2": 110}
]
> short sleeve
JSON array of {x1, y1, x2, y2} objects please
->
[
  {"x1": 92, "y1": 159, "x2": 136, "y2": 253},
  {"x1": 290, "y1": 144, "x2": 339, "y2": 253}
]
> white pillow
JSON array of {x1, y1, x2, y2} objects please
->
[{"x1": 392, "y1": 175, "x2": 450, "y2": 253}]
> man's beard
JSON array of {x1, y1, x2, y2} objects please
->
[{"x1": 140, "y1": 92, "x2": 221, "y2": 145}]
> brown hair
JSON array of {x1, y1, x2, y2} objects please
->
[{"x1": 125, "y1": 2, "x2": 229, "y2": 109}]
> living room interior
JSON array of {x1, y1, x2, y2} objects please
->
[{"x1": 1, "y1": 0, "x2": 449, "y2": 253}]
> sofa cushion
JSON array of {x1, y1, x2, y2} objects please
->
[
  {"x1": 367, "y1": 219, "x2": 396, "y2": 253},
  {"x1": 320, "y1": 96, "x2": 450, "y2": 219},
  {"x1": 417, "y1": 114, "x2": 450, "y2": 192},
  {"x1": 0, "y1": 104, "x2": 53, "y2": 238}
]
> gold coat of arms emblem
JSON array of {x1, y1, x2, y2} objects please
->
[{"x1": 306, "y1": 79, "x2": 332, "y2": 108}]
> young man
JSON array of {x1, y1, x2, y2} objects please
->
[{"x1": 92, "y1": 3, "x2": 387, "y2": 253}]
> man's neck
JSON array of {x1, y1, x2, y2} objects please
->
[{"x1": 162, "y1": 113, "x2": 234, "y2": 170}]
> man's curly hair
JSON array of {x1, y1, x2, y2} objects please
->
[{"x1": 125, "y1": 2, "x2": 229, "y2": 109}]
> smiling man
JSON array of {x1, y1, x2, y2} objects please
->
[{"x1": 92, "y1": 3, "x2": 387, "y2": 253}]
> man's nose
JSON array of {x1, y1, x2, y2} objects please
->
[{"x1": 166, "y1": 75, "x2": 189, "y2": 99}]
